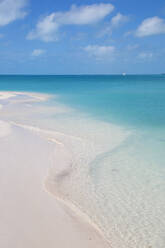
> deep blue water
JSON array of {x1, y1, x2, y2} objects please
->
[{"x1": 0, "y1": 75, "x2": 165, "y2": 128}]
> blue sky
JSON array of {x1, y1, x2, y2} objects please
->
[{"x1": 0, "y1": 0, "x2": 165, "y2": 74}]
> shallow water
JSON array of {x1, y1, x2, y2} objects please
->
[{"x1": 0, "y1": 75, "x2": 165, "y2": 247}]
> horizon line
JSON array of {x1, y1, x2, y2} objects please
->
[{"x1": 0, "y1": 73, "x2": 164, "y2": 76}]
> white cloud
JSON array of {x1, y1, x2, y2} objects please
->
[
  {"x1": 110, "y1": 13, "x2": 129, "y2": 28},
  {"x1": 0, "y1": 0, "x2": 27, "y2": 26},
  {"x1": 28, "y1": 14, "x2": 59, "y2": 42},
  {"x1": 31, "y1": 49, "x2": 45, "y2": 57},
  {"x1": 138, "y1": 52, "x2": 153, "y2": 59},
  {"x1": 56, "y1": 4, "x2": 114, "y2": 25},
  {"x1": 27, "y1": 3, "x2": 114, "y2": 42},
  {"x1": 136, "y1": 16, "x2": 165, "y2": 37},
  {"x1": 84, "y1": 45, "x2": 115, "y2": 58},
  {"x1": 100, "y1": 13, "x2": 129, "y2": 37}
]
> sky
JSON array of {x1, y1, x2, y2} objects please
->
[{"x1": 0, "y1": 0, "x2": 165, "y2": 74}]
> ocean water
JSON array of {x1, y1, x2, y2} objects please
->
[{"x1": 0, "y1": 75, "x2": 165, "y2": 247}]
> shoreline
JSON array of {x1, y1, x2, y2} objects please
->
[
  {"x1": 10, "y1": 119, "x2": 117, "y2": 247},
  {"x1": 10, "y1": 120, "x2": 112, "y2": 245},
  {"x1": 0, "y1": 119, "x2": 111, "y2": 248},
  {"x1": 44, "y1": 176, "x2": 111, "y2": 247},
  {"x1": 0, "y1": 91, "x2": 116, "y2": 247}
]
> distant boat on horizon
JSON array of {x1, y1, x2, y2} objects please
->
[{"x1": 122, "y1": 72, "x2": 126, "y2": 76}]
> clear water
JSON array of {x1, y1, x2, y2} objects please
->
[
  {"x1": 0, "y1": 75, "x2": 165, "y2": 128},
  {"x1": 0, "y1": 75, "x2": 165, "y2": 247}
]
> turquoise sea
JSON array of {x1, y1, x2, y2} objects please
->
[
  {"x1": 0, "y1": 75, "x2": 165, "y2": 127},
  {"x1": 0, "y1": 75, "x2": 165, "y2": 247}
]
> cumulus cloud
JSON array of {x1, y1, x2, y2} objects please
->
[
  {"x1": 28, "y1": 14, "x2": 59, "y2": 42},
  {"x1": 27, "y1": 3, "x2": 114, "y2": 42},
  {"x1": 0, "y1": 0, "x2": 27, "y2": 26},
  {"x1": 136, "y1": 16, "x2": 165, "y2": 37},
  {"x1": 84, "y1": 45, "x2": 115, "y2": 59},
  {"x1": 31, "y1": 49, "x2": 45, "y2": 57}
]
